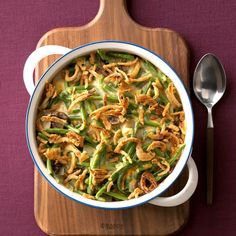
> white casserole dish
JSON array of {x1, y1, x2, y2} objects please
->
[{"x1": 24, "y1": 41, "x2": 198, "y2": 209}]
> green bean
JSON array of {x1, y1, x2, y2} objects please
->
[
  {"x1": 154, "y1": 148, "x2": 164, "y2": 157},
  {"x1": 134, "y1": 121, "x2": 140, "y2": 135},
  {"x1": 87, "y1": 172, "x2": 94, "y2": 195},
  {"x1": 53, "y1": 173, "x2": 63, "y2": 183},
  {"x1": 105, "y1": 162, "x2": 117, "y2": 171},
  {"x1": 46, "y1": 159, "x2": 53, "y2": 175},
  {"x1": 142, "y1": 143, "x2": 151, "y2": 151},
  {"x1": 104, "y1": 191, "x2": 128, "y2": 200},
  {"x1": 80, "y1": 102, "x2": 87, "y2": 131},
  {"x1": 107, "y1": 95, "x2": 119, "y2": 102},
  {"x1": 158, "y1": 93, "x2": 169, "y2": 105},
  {"x1": 48, "y1": 97, "x2": 60, "y2": 108},
  {"x1": 65, "y1": 125, "x2": 80, "y2": 134},
  {"x1": 45, "y1": 128, "x2": 68, "y2": 135},
  {"x1": 95, "y1": 182, "x2": 109, "y2": 199},
  {"x1": 67, "y1": 85, "x2": 92, "y2": 92},
  {"x1": 91, "y1": 144, "x2": 106, "y2": 169},
  {"x1": 83, "y1": 136, "x2": 98, "y2": 148},
  {"x1": 68, "y1": 115, "x2": 81, "y2": 120},
  {"x1": 141, "y1": 80, "x2": 152, "y2": 94},
  {"x1": 155, "y1": 173, "x2": 168, "y2": 182},
  {"x1": 107, "y1": 52, "x2": 135, "y2": 61},
  {"x1": 77, "y1": 162, "x2": 90, "y2": 168},
  {"x1": 143, "y1": 60, "x2": 170, "y2": 88},
  {"x1": 97, "y1": 197, "x2": 106, "y2": 202},
  {"x1": 169, "y1": 144, "x2": 186, "y2": 166},
  {"x1": 38, "y1": 132, "x2": 48, "y2": 141},
  {"x1": 71, "y1": 109, "x2": 80, "y2": 114},
  {"x1": 117, "y1": 162, "x2": 136, "y2": 193},
  {"x1": 84, "y1": 100, "x2": 93, "y2": 114},
  {"x1": 84, "y1": 177, "x2": 89, "y2": 185},
  {"x1": 87, "y1": 95, "x2": 103, "y2": 101},
  {"x1": 103, "y1": 84, "x2": 117, "y2": 93},
  {"x1": 144, "y1": 119, "x2": 161, "y2": 128},
  {"x1": 97, "y1": 49, "x2": 112, "y2": 63},
  {"x1": 124, "y1": 91, "x2": 133, "y2": 98}
]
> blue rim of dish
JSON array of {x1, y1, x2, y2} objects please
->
[{"x1": 25, "y1": 40, "x2": 194, "y2": 210}]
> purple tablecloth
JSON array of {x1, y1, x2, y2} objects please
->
[{"x1": 0, "y1": 0, "x2": 235, "y2": 235}]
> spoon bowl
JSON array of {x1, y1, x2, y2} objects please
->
[
  {"x1": 193, "y1": 53, "x2": 226, "y2": 109},
  {"x1": 193, "y1": 53, "x2": 226, "y2": 205}
]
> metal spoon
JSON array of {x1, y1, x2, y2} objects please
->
[{"x1": 193, "y1": 53, "x2": 226, "y2": 205}]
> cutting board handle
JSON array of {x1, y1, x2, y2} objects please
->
[
  {"x1": 92, "y1": 0, "x2": 134, "y2": 28},
  {"x1": 98, "y1": 0, "x2": 127, "y2": 18}
]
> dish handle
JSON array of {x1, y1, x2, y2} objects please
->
[
  {"x1": 23, "y1": 45, "x2": 71, "y2": 96},
  {"x1": 149, "y1": 156, "x2": 198, "y2": 207}
]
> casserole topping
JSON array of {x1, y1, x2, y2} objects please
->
[{"x1": 36, "y1": 50, "x2": 186, "y2": 201}]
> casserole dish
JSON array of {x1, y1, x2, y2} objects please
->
[{"x1": 24, "y1": 41, "x2": 198, "y2": 209}]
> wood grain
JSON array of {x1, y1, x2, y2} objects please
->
[{"x1": 34, "y1": 0, "x2": 190, "y2": 235}]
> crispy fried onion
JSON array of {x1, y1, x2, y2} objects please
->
[
  {"x1": 171, "y1": 111, "x2": 185, "y2": 121},
  {"x1": 113, "y1": 130, "x2": 122, "y2": 145},
  {"x1": 77, "y1": 58, "x2": 87, "y2": 71},
  {"x1": 103, "y1": 57, "x2": 138, "y2": 69},
  {"x1": 118, "y1": 90, "x2": 129, "y2": 115},
  {"x1": 48, "y1": 132, "x2": 84, "y2": 147},
  {"x1": 147, "y1": 141, "x2": 167, "y2": 152},
  {"x1": 75, "y1": 169, "x2": 88, "y2": 190},
  {"x1": 37, "y1": 136, "x2": 47, "y2": 144},
  {"x1": 38, "y1": 143, "x2": 47, "y2": 154},
  {"x1": 88, "y1": 124, "x2": 110, "y2": 142},
  {"x1": 147, "y1": 128, "x2": 165, "y2": 140},
  {"x1": 148, "y1": 131, "x2": 180, "y2": 148},
  {"x1": 41, "y1": 115, "x2": 67, "y2": 125},
  {"x1": 65, "y1": 64, "x2": 80, "y2": 82},
  {"x1": 140, "y1": 172, "x2": 158, "y2": 193},
  {"x1": 138, "y1": 106, "x2": 144, "y2": 125},
  {"x1": 168, "y1": 124, "x2": 179, "y2": 132},
  {"x1": 135, "y1": 94, "x2": 156, "y2": 105},
  {"x1": 89, "y1": 65, "x2": 100, "y2": 81},
  {"x1": 136, "y1": 143, "x2": 155, "y2": 161},
  {"x1": 152, "y1": 158, "x2": 170, "y2": 176},
  {"x1": 64, "y1": 144, "x2": 89, "y2": 164},
  {"x1": 67, "y1": 152, "x2": 77, "y2": 174},
  {"x1": 152, "y1": 82, "x2": 160, "y2": 99},
  {"x1": 103, "y1": 72, "x2": 123, "y2": 83},
  {"x1": 165, "y1": 133, "x2": 180, "y2": 147},
  {"x1": 80, "y1": 71, "x2": 89, "y2": 87},
  {"x1": 128, "y1": 59, "x2": 141, "y2": 78},
  {"x1": 114, "y1": 137, "x2": 140, "y2": 153},
  {"x1": 114, "y1": 137, "x2": 140, "y2": 163},
  {"x1": 165, "y1": 83, "x2": 181, "y2": 108},
  {"x1": 90, "y1": 105, "x2": 123, "y2": 119},
  {"x1": 68, "y1": 88, "x2": 96, "y2": 112},
  {"x1": 129, "y1": 73, "x2": 152, "y2": 83},
  {"x1": 40, "y1": 82, "x2": 57, "y2": 109},
  {"x1": 89, "y1": 52, "x2": 96, "y2": 65},
  {"x1": 118, "y1": 81, "x2": 132, "y2": 93},
  {"x1": 44, "y1": 147, "x2": 69, "y2": 165},
  {"x1": 106, "y1": 181, "x2": 113, "y2": 192},
  {"x1": 64, "y1": 169, "x2": 81, "y2": 184},
  {"x1": 179, "y1": 121, "x2": 186, "y2": 135},
  {"x1": 91, "y1": 169, "x2": 110, "y2": 185},
  {"x1": 128, "y1": 187, "x2": 144, "y2": 199},
  {"x1": 162, "y1": 102, "x2": 170, "y2": 117},
  {"x1": 90, "y1": 105, "x2": 124, "y2": 130},
  {"x1": 82, "y1": 193, "x2": 95, "y2": 200}
]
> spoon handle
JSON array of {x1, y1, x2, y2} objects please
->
[{"x1": 207, "y1": 127, "x2": 214, "y2": 205}]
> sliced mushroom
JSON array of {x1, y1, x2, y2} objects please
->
[{"x1": 107, "y1": 115, "x2": 120, "y2": 124}]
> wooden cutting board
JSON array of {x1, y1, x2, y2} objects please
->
[{"x1": 34, "y1": 0, "x2": 190, "y2": 235}]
